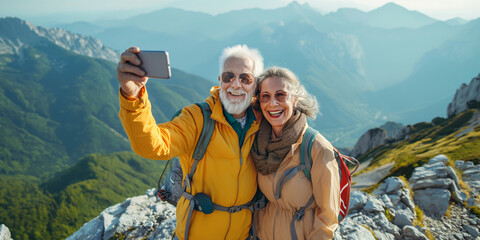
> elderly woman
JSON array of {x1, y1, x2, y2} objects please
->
[{"x1": 251, "y1": 67, "x2": 340, "y2": 239}]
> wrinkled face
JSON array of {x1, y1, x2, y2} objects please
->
[
  {"x1": 218, "y1": 57, "x2": 256, "y2": 116},
  {"x1": 258, "y1": 76, "x2": 297, "y2": 134}
]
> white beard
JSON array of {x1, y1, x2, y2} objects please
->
[{"x1": 219, "y1": 87, "x2": 254, "y2": 115}]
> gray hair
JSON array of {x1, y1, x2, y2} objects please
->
[
  {"x1": 256, "y1": 66, "x2": 319, "y2": 119},
  {"x1": 219, "y1": 45, "x2": 264, "y2": 77}
]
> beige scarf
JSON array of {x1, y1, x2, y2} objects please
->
[{"x1": 251, "y1": 111, "x2": 307, "y2": 175}]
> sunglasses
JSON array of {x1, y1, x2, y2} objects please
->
[
  {"x1": 221, "y1": 72, "x2": 254, "y2": 85},
  {"x1": 258, "y1": 91, "x2": 289, "y2": 103}
]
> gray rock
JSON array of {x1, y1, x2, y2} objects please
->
[
  {"x1": 414, "y1": 188, "x2": 451, "y2": 218},
  {"x1": 393, "y1": 211, "x2": 413, "y2": 228},
  {"x1": 364, "y1": 196, "x2": 385, "y2": 212},
  {"x1": 411, "y1": 178, "x2": 452, "y2": 190},
  {"x1": 463, "y1": 225, "x2": 479, "y2": 238},
  {"x1": 455, "y1": 160, "x2": 465, "y2": 170},
  {"x1": 446, "y1": 166, "x2": 462, "y2": 189},
  {"x1": 334, "y1": 218, "x2": 376, "y2": 240},
  {"x1": 402, "y1": 225, "x2": 429, "y2": 240},
  {"x1": 373, "y1": 230, "x2": 395, "y2": 240},
  {"x1": 372, "y1": 182, "x2": 387, "y2": 196},
  {"x1": 385, "y1": 177, "x2": 405, "y2": 194},
  {"x1": 381, "y1": 194, "x2": 394, "y2": 209},
  {"x1": 463, "y1": 166, "x2": 480, "y2": 181},
  {"x1": 468, "y1": 219, "x2": 477, "y2": 225},
  {"x1": 388, "y1": 194, "x2": 401, "y2": 205},
  {"x1": 349, "y1": 191, "x2": 368, "y2": 211},
  {"x1": 0, "y1": 224, "x2": 12, "y2": 240},
  {"x1": 464, "y1": 161, "x2": 475, "y2": 170},
  {"x1": 400, "y1": 188, "x2": 416, "y2": 214},
  {"x1": 429, "y1": 154, "x2": 449, "y2": 165},
  {"x1": 453, "y1": 232, "x2": 464, "y2": 240},
  {"x1": 449, "y1": 180, "x2": 468, "y2": 203},
  {"x1": 410, "y1": 161, "x2": 448, "y2": 184}
]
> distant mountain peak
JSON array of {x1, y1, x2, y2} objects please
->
[
  {"x1": 285, "y1": 1, "x2": 312, "y2": 10},
  {"x1": 377, "y1": 2, "x2": 408, "y2": 11},
  {"x1": 0, "y1": 17, "x2": 119, "y2": 62},
  {"x1": 445, "y1": 17, "x2": 468, "y2": 26}
]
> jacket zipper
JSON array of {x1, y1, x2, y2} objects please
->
[
  {"x1": 224, "y1": 124, "x2": 257, "y2": 239},
  {"x1": 225, "y1": 128, "x2": 244, "y2": 240}
]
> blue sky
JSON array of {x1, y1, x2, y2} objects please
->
[{"x1": 1, "y1": 0, "x2": 479, "y2": 25}]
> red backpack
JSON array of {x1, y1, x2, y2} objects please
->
[{"x1": 301, "y1": 127, "x2": 359, "y2": 221}]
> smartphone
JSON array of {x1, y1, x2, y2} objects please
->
[{"x1": 137, "y1": 51, "x2": 171, "y2": 79}]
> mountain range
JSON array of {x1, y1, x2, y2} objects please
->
[
  {"x1": 0, "y1": 3, "x2": 479, "y2": 238},
  {"x1": 55, "y1": 1, "x2": 480, "y2": 146}
]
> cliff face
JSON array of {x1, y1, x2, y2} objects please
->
[
  {"x1": 350, "y1": 128, "x2": 387, "y2": 158},
  {"x1": 447, "y1": 73, "x2": 480, "y2": 117},
  {"x1": 0, "y1": 17, "x2": 119, "y2": 62}
]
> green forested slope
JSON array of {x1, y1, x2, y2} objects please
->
[{"x1": 0, "y1": 152, "x2": 167, "y2": 240}]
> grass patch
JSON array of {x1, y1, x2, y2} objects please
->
[
  {"x1": 431, "y1": 110, "x2": 474, "y2": 140},
  {"x1": 413, "y1": 206, "x2": 425, "y2": 227},
  {"x1": 385, "y1": 208, "x2": 394, "y2": 221},
  {"x1": 445, "y1": 204, "x2": 452, "y2": 218},
  {"x1": 470, "y1": 206, "x2": 480, "y2": 218}
]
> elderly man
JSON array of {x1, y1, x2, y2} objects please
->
[{"x1": 117, "y1": 45, "x2": 263, "y2": 240}]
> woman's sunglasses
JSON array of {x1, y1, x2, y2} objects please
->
[
  {"x1": 258, "y1": 91, "x2": 289, "y2": 103},
  {"x1": 221, "y1": 72, "x2": 254, "y2": 85}
]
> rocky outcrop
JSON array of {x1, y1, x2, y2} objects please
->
[
  {"x1": 339, "y1": 154, "x2": 480, "y2": 240},
  {"x1": 447, "y1": 73, "x2": 480, "y2": 117},
  {"x1": 68, "y1": 155, "x2": 480, "y2": 240},
  {"x1": 379, "y1": 121, "x2": 404, "y2": 139},
  {"x1": 0, "y1": 17, "x2": 119, "y2": 62},
  {"x1": 335, "y1": 177, "x2": 419, "y2": 240},
  {"x1": 409, "y1": 154, "x2": 466, "y2": 218},
  {"x1": 396, "y1": 125, "x2": 412, "y2": 141},
  {"x1": 456, "y1": 160, "x2": 480, "y2": 207},
  {"x1": 67, "y1": 189, "x2": 176, "y2": 240},
  {"x1": 350, "y1": 128, "x2": 387, "y2": 157},
  {"x1": 0, "y1": 224, "x2": 12, "y2": 240}
]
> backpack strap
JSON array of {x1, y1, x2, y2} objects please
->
[
  {"x1": 183, "y1": 102, "x2": 215, "y2": 191},
  {"x1": 300, "y1": 127, "x2": 318, "y2": 181},
  {"x1": 288, "y1": 127, "x2": 318, "y2": 240}
]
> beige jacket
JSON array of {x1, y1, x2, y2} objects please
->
[{"x1": 255, "y1": 127, "x2": 340, "y2": 240}]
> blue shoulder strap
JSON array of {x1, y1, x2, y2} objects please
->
[
  {"x1": 299, "y1": 127, "x2": 318, "y2": 181},
  {"x1": 192, "y1": 102, "x2": 215, "y2": 161}
]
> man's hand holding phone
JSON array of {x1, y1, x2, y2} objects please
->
[
  {"x1": 117, "y1": 47, "x2": 148, "y2": 98},
  {"x1": 117, "y1": 47, "x2": 171, "y2": 99}
]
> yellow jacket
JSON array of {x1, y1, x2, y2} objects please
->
[
  {"x1": 255, "y1": 127, "x2": 340, "y2": 240},
  {"x1": 119, "y1": 86, "x2": 260, "y2": 240}
]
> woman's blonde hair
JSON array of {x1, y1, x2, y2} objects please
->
[{"x1": 255, "y1": 66, "x2": 319, "y2": 119}]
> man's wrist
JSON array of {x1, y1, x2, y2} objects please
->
[{"x1": 120, "y1": 86, "x2": 144, "y2": 100}]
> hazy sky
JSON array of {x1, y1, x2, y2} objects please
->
[{"x1": 1, "y1": 0, "x2": 479, "y2": 25}]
